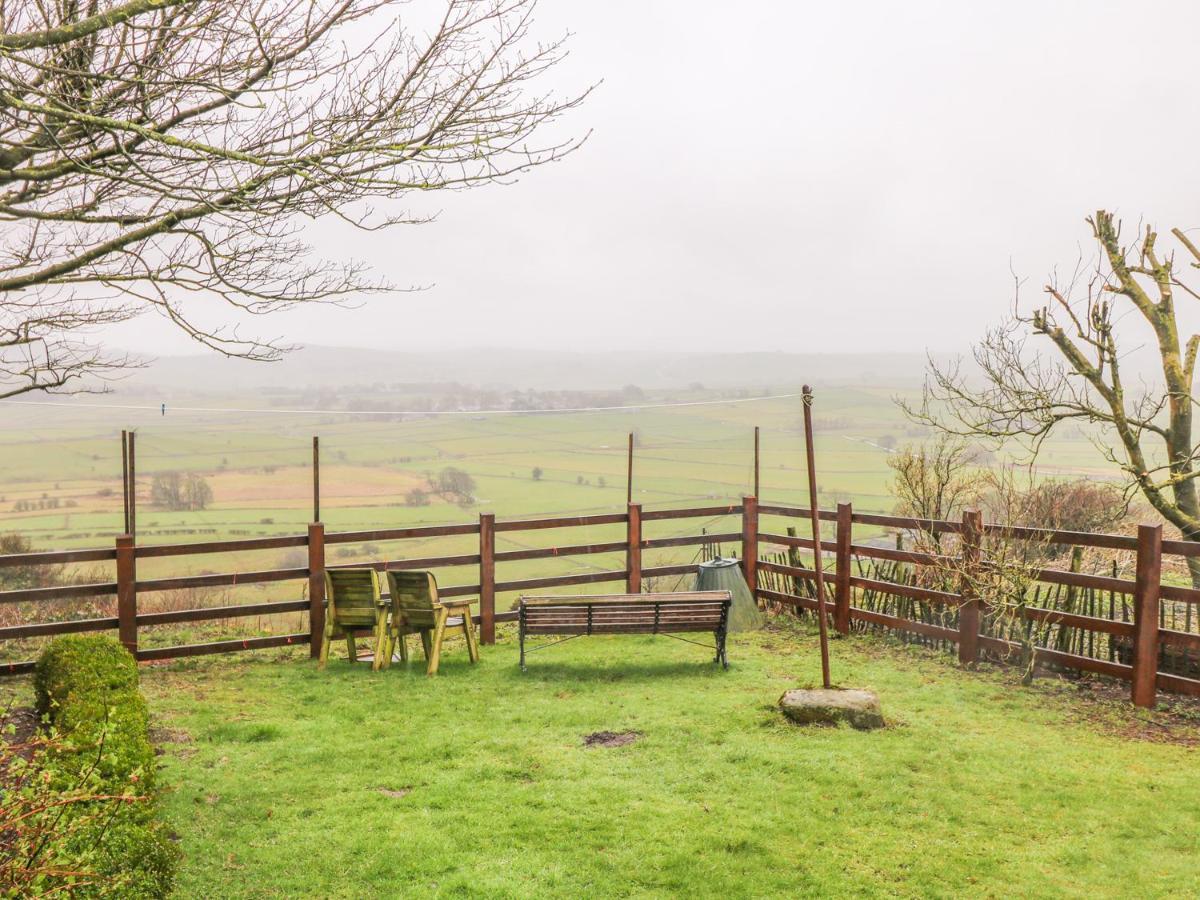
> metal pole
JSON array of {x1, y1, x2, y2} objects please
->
[
  {"x1": 127, "y1": 430, "x2": 137, "y2": 538},
  {"x1": 626, "y1": 432, "x2": 634, "y2": 505},
  {"x1": 312, "y1": 435, "x2": 320, "y2": 522},
  {"x1": 802, "y1": 386, "x2": 832, "y2": 688},
  {"x1": 753, "y1": 425, "x2": 760, "y2": 498},
  {"x1": 121, "y1": 430, "x2": 129, "y2": 534}
]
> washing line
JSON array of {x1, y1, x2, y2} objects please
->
[{"x1": 0, "y1": 391, "x2": 804, "y2": 418}]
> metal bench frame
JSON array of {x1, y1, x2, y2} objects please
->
[{"x1": 517, "y1": 590, "x2": 731, "y2": 671}]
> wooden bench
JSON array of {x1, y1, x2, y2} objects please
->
[{"x1": 517, "y1": 591, "x2": 732, "y2": 671}]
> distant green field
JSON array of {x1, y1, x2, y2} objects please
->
[
  {"x1": 0, "y1": 384, "x2": 1120, "y2": 661},
  {"x1": 0, "y1": 384, "x2": 1114, "y2": 548}
]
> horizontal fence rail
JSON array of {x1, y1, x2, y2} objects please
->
[
  {"x1": 2, "y1": 497, "x2": 1199, "y2": 707},
  {"x1": 757, "y1": 501, "x2": 1200, "y2": 706}
]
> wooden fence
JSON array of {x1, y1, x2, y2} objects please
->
[{"x1": 1, "y1": 499, "x2": 1198, "y2": 708}]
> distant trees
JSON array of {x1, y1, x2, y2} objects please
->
[
  {"x1": 0, "y1": 0, "x2": 585, "y2": 397},
  {"x1": 906, "y1": 210, "x2": 1200, "y2": 583},
  {"x1": 532, "y1": 468, "x2": 544, "y2": 481},
  {"x1": 151, "y1": 473, "x2": 213, "y2": 511},
  {"x1": 598, "y1": 476, "x2": 607, "y2": 489},
  {"x1": 13, "y1": 498, "x2": 61, "y2": 512},
  {"x1": 404, "y1": 487, "x2": 431, "y2": 508},
  {"x1": 434, "y1": 468, "x2": 475, "y2": 506}
]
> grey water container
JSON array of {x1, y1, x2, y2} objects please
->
[{"x1": 695, "y1": 557, "x2": 765, "y2": 632}]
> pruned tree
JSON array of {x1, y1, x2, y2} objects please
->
[
  {"x1": 887, "y1": 434, "x2": 979, "y2": 546},
  {"x1": 906, "y1": 210, "x2": 1200, "y2": 584},
  {"x1": 0, "y1": 0, "x2": 586, "y2": 397}
]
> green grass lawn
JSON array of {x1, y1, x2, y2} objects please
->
[{"x1": 110, "y1": 622, "x2": 1200, "y2": 898}]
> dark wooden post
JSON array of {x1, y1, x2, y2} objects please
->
[
  {"x1": 958, "y1": 508, "x2": 982, "y2": 666},
  {"x1": 1131, "y1": 523, "x2": 1162, "y2": 708},
  {"x1": 307, "y1": 522, "x2": 325, "y2": 659},
  {"x1": 741, "y1": 495, "x2": 759, "y2": 596},
  {"x1": 479, "y1": 513, "x2": 496, "y2": 645},
  {"x1": 115, "y1": 534, "x2": 137, "y2": 656},
  {"x1": 834, "y1": 502, "x2": 852, "y2": 635},
  {"x1": 626, "y1": 503, "x2": 643, "y2": 594}
]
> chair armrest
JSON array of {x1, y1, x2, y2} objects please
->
[{"x1": 440, "y1": 598, "x2": 473, "y2": 609}]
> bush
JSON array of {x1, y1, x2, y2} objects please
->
[
  {"x1": 29, "y1": 635, "x2": 179, "y2": 896},
  {"x1": 34, "y1": 634, "x2": 138, "y2": 719}
]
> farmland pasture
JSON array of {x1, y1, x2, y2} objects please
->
[{"x1": 0, "y1": 382, "x2": 1118, "y2": 662}]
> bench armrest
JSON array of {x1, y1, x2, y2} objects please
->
[{"x1": 440, "y1": 598, "x2": 473, "y2": 609}]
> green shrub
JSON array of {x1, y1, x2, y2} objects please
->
[
  {"x1": 30, "y1": 634, "x2": 179, "y2": 897},
  {"x1": 34, "y1": 633, "x2": 138, "y2": 718},
  {"x1": 66, "y1": 816, "x2": 180, "y2": 899}
]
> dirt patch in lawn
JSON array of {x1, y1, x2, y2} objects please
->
[{"x1": 583, "y1": 730, "x2": 641, "y2": 748}]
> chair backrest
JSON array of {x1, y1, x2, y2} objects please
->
[
  {"x1": 386, "y1": 570, "x2": 441, "y2": 628},
  {"x1": 325, "y1": 568, "x2": 382, "y2": 627}
]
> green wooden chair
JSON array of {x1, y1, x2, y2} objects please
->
[
  {"x1": 319, "y1": 568, "x2": 387, "y2": 670},
  {"x1": 383, "y1": 570, "x2": 480, "y2": 675}
]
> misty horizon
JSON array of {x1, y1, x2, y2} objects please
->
[{"x1": 93, "y1": 1, "x2": 1200, "y2": 361}]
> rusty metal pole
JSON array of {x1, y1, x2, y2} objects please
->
[
  {"x1": 802, "y1": 386, "x2": 832, "y2": 689},
  {"x1": 626, "y1": 432, "x2": 634, "y2": 505},
  {"x1": 127, "y1": 429, "x2": 136, "y2": 539},
  {"x1": 753, "y1": 425, "x2": 760, "y2": 499},
  {"x1": 312, "y1": 435, "x2": 320, "y2": 523},
  {"x1": 121, "y1": 430, "x2": 130, "y2": 534}
]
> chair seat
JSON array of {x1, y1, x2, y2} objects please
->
[{"x1": 394, "y1": 615, "x2": 465, "y2": 629}]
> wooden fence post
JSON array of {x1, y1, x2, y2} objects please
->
[
  {"x1": 1131, "y1": 523, "x2": 1162, "y2": 708},
  {"x1": 307, "y1": 523, "x2": 325, "y2": 659},
  {"x1": 742, "y1": 495, "x2": 759, "y2": 596},
  {"x1": 627, "y1": 503, "x2": 642, "y2": 594},
  {"x1": 115, "y1": 534, "x2": 137, "y2": 657},
  {"x1": 834, "y1": 502, "x2": 852, "y2": 635},
  {"x1": 958, "y1": 508, "x2": 982, "y2": 666},
  {"x1": 479, "y1": 513, "x2": 496, "y2": 645}
]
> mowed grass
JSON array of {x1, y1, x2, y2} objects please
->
[{"x1": 120, "y1": 622, "x2": 1200, "y2": 898}]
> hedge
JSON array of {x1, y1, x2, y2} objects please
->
[{"x1": 32, "y1": 634, "x2": 179, "y2": 897}]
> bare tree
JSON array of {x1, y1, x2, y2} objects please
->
[
  {"x1": 906, "y1": 210, "x2": 1200, "y2": 584},
  {"x1": 0, "y1": 0, "x2": 587, "y2": 397},
  {"x1": 150, "y1": 471, "x2": 212, "y2": 510},
  {"x1": 887, "y1": 434, "x2": 979, "y2": 546}
]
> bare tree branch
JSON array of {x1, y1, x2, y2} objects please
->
[
  {"x1": 903, "y1": 210, "x2": 1200, "y2": 584},
  {"x1": 0, "y1": 0, "x2": 589, "y2": 396}
]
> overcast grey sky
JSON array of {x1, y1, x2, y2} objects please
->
[{"x1": 106, "y1": 0, "x2": 1200, "y2": 357}]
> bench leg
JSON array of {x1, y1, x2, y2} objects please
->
[{"x1": 519, "y1": 622, "x2": 526, "y2": 672}]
